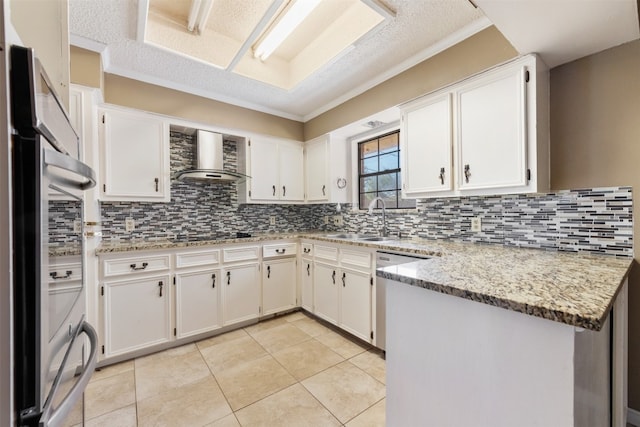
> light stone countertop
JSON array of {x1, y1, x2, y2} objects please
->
[{"x1": 96, "y1": 232, "x2": 632, "y2": 331}]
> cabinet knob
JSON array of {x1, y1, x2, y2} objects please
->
[
  {"x1": 439, "y1": 167, "x2": 445, "y2": 185},
  {"x1": 464, "y1": 164, "x2": 471, "y2": 183},
  {"x1": 158, "y1": 281, "x2": 163, "y2": 297}
]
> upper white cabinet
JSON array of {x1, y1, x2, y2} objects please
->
[
  {"x1": 402, "y1": 93, "x2": 454, "y2": 196},
  {"x1": 98, "y1": 105, "x2": 170, "y2": 202},
  {"x1": 240, "y1": 136, "x2": 304, "y2": 203},
  {"x1": 305, "y1": 136, "x2": 329, "y2": 202},
  {"x1": 400, "y1": 54, "x2": 549, "y2": 198}
]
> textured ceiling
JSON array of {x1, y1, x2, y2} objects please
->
[{"x1": 69, "y1": 0, "x2": 488, "y2": 121}]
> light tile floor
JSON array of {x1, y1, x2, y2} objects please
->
[{"x1": 67, "y1": 311, "x2": 385, "y2": 427}]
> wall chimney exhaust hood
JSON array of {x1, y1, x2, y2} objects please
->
[{"x1": 174, "y1": 130, "x2": 249, "y2": 183}]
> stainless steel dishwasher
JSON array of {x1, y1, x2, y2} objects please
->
[{"x1": 376, "y1": 251, "x2": 429, "y2": 351}]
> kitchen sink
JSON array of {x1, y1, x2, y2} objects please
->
[{"x1": 324, "y1": 233, "x2": 390, "y2": 242}]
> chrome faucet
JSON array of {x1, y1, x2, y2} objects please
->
[{"x1": 367, "y1": 197, "x2": 387, "y2": 237}]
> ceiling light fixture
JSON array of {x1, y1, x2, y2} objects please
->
[
  {"x1": 254, "y1": 0, "x2": 321, "y2": 61},
  {"x1": 187, "y1": 0, "x2": 214, "y2": 35}
]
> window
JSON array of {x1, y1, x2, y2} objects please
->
[{"x1": 358, "y1": 130, "x2": 415, "y2": 210}]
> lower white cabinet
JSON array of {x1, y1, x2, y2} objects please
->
[
  {"x1": 222, "y1": 263, "x2": 261, "y2": 326},
  {"x1": 301, "y1": 258, "x2": 313, "y2": 312},
  {"x1": 175, "y1": 268, "x2": 221, "y2": 339},
  {"x1": 103, "y1": 274, "x2": 171, "y2": 357},
  {"x1": 340, "y1": 269, "x2": 372, "y2": 342},
  {"x1": 314, "y1": 262, "x2": 340, "y2": 325},
  {"x1": 262, "y1": 258, "x2": 296, "y2": 316}
]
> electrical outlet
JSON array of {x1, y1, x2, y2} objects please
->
[
  {"x1": 73, "y1": 219, "x2": 82, "y2": 233},
  {"x1": 333, "y1": 215, "x2": 343, "y2": 226},
  {"x1": 269, "y1": 216, "x2": 276, "y2": 226},
  {"x1": 323, "y1": 216, "x2": 329, "y2": 225},
  {"x1": 471, "y1": 217, "x2": 482, "y2": 232},
  {"x1": 125, "y1": 218, "x2": 135, "y2": 232}
]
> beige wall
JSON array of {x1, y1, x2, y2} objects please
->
[
  {"x1": 304, "y1": 26, "x2": 518, "y2": 140},
  {"x1": 70, "y1": 46, "x2": 102, "y2": 90},
  {"x1": 550, "y1": 39, "x2": 640, "y2": 410},
  {"x1": 10, "y1": 0, "x2": 70, "y2": 107},
  {"x1": 104, "y1": 74, "x2": 304, "y2": 141}
]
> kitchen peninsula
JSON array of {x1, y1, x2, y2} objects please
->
[{"x1": 378, "y1": 244, "x2": 631, "y2": 427}]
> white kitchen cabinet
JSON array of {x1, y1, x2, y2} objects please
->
[
  {"x1": 313, "y1": 262, "x2": 340, "y2": 325},
  {"x1": 239, "y1": 136, "x2": 304, "y2": 203},
  {"x1": 400, "y1": 54, "x2": 548, "y2": 198},
  {"x1": 103, "y1": 274, "x2": 171, "y2": 357},
  {"x1": 175, "y1": 268, "x2": 221, "y2": 339},
  {"x1": 401, "y1": 93, "x2": 454, "y2": 196},
  {"x1": 456, "y1": 64, "x2": 527, "y2": 191},
  {"x1": 98, "y1": 105, "x2": 170, "y2": 202},
  {"x1": 222, "y1": 263, "x2": 261, "y2": 326},
  {"x1": 339, "y1": 269, "x2": 372, "y2": 342},
  {"x1": 305, "y1": 136, "x2": 329, "y2": 202},
  {"x1": 262, "y1": 258, "x2": 296, "y2": 316}
]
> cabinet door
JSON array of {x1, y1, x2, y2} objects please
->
[
  {"x1": 279, "y1": 141, "x2": 304, "y2": 201},
  {"x1": 313, "y1": 262, "x2": 339, "y2": 325},
  {"x1": 301, "y1": 259, "x2": 313, "y2": 312},
  {"x1": 305, "y1": 137, "x2": 329, "y2": 202},
  {"x1": 223, "y1": 263, "x2": 260, "y2": 326},
  {"x1": 340, "y1": 269, "x2": 372, "y2": 342},
  {"x1": 457, "y1": 66, "x2": 527, "y2": 191},
  {"x1": 100, "y1": 107, "x2": 169, "y2": 201},
  {"x1": 104, "y1": 275, "x2": 171, "y2": 357},
  {"x1": 262, "y1": 258, "x2": 296, "y2": 316},
  {"x1": 249, "y1": 138, "x2": 280, "y2": 201},
  {"x1": 175, "y1": 268, "x2": 221, "y2": 338},
  {"x1": 402, "y1": 93, "x2": 453, "y2": 196}
]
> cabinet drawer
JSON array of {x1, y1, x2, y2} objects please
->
[
  {"x1": 103, "y1": 254, "x2": 171, "y2": 278},
  {"x1": 315, "y1": 245, "x2": 338, "y2": 262},
  {"x1": 340, "y1": 249, "x2": 371, "y2": 269},
  {"x1": 301, "y1": 243, "x2": 313, "y2": 258},
  {"x1": 175, "y1": 249, "x2": 220, "y2": 268},
  {"x1": 263, "y1": 243, "x2": 297, "y2": 259},
  {"x1": 48, "y1": 262, "x2": 82, "y2": 284},
  {"x1": 223, "y1": 246, "x2": 260, "y2": 263}
]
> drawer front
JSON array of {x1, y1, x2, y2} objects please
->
[
  {"x1": 175, "y1": 249, "x2": 220, "y2": 269},
  {"x1": 223, "y1": 246, "x2": 260, "y2": 263},
  {"x1": 340, "y1": 249, "x2": 371, "y2": 269},
  {"x1": 48, "y1": 262, "x2": 82, "y2": 284},
  {"x1": 301, "y1": 243, "x2": 313, "y2": 258},
  {"x1": 314, "y1": 245, "x2": 338, "y2": 262},
  {"x1": 103, "y1": 254, "x2": 171, "y2": 278},
  {"x1": 263, "y1": 243, "x2": 297, "y2": 259}
]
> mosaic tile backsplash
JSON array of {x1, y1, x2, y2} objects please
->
[{"x1": 99, "y1": 132, "x2": 633, "y2": 257}]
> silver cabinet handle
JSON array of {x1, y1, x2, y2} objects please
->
[
  {"x1": 44, "y1": 149, "x2": 96, "y2": 190},
  {"x1": 46, "y1": 320, "x2": 98, "y2": 427}
]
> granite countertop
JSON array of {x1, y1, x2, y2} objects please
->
[{"x1": 95, "y1": 232, "x2": 632, "y2": 331}]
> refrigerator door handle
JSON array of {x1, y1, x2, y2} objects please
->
[
  {"x1": 44, "y1": 149, "x2": 96, "y2": 190},
  {"x1": 45, "y1": 320, "x2": 98, "y2": 427}
]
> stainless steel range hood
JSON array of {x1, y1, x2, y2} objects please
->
[{"x1": 174, "y1": 130, "x2": 249, "y2": 182}]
